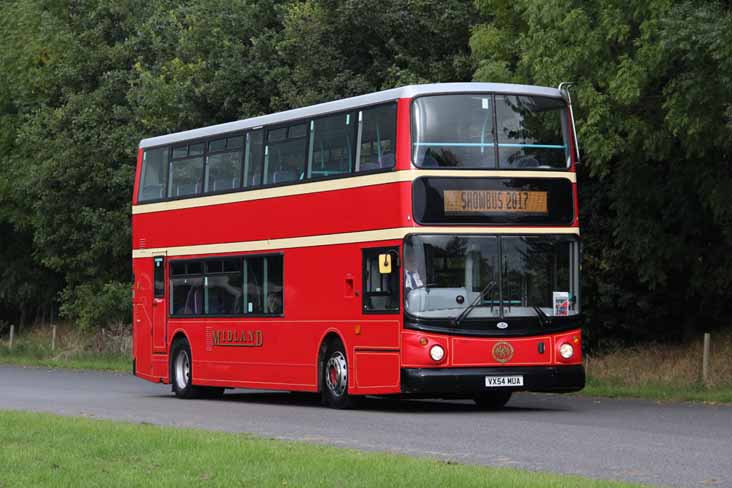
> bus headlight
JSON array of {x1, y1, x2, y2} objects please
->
[
  {"x1": 429, "y1": 345, "x2": 445, "y2": 362},
  {"x1": 559, "y1": 343, "x2": 574, "y2": 359}
]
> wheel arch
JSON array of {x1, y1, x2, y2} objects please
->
[
  {"x1": 316, "y1": 329, "x2": 348, "y2": 394},
  {"x1": 169, "y1": 329, "x2": 191, "y2": 349}
]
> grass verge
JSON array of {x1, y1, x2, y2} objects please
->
[
  {"x1": 0, "y1": 353, "x2": 129, "y2": 372},
  {"x1": 582, "y1": 331, "x2": 732, "y2": 404},
  {"x1": 581, "y1": 378, "x2": 732, "y2": 404},
  {"x1": 0, "y1": 324, "x2": 129, "y2": 372},
  {"x1": 0, "y1": 410, "x2": 645, "y2": 488}
]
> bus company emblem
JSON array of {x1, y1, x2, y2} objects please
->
[
  {"x1": 212, "y1": 329, "x2": 263, "y2": 348},
  {"x1": 492, "y1": 341, "x2": 514, "y2": 363},
  {"x1": 497, "y1": 321, "x2": 509, "y2": 329}
]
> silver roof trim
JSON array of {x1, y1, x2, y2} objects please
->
[{"x1": 139, "y1": 82, "x2": 563, "y2": 149}]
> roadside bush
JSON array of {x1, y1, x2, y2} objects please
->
[{"x1": 59, "y1": 281, "x2": 131, "y2": 330}]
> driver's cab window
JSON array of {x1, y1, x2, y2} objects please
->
[{"x1": 362, "y1": 247, "x2": 399, "y2": 313}]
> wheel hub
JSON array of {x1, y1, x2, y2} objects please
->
[
  {"x1": 175, "y1": 350, "x2": 190, "y2": 389},
  {"x1": 325, "y1": 351, "x2": 347, "y2": 396}
]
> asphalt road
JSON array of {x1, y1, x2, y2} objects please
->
[{"x1": 1, "y1": 366, "x2": 730, "y2": 487}]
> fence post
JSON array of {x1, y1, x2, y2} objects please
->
[
  {"x1": 9, "y1": 324, "x2": 14, "y2": 350},
  {"x1": 702, "y1": 332, "x2": 711, "y2": 386},
  {"x1": 51, "y1": 325, "x2": 57, "y2": 351}
]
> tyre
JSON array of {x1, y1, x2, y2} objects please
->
[
  {"x1": 170, "y1": 338, "x2": 224, "y2": 399},
  {"x1": 473, "y1": 390, "x2": 512, "y2": 410},
  {"x1": 321, "y1": 340, "x2": 357, "y2": 409}
]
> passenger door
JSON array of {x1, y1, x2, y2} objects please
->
[
  {"x1": 357, "y1": 247, "x2": 402, "y2": 392},
  {"x1": 152, "y1": 254, "x2": 168, "y2": 354}
]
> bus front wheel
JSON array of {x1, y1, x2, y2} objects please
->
[
  {"x1": 321, "y1": 340, "x2": 356, "y2": 409},
  {"x1": 170, "y1": 338, "x2": 223, "y2": 399}
]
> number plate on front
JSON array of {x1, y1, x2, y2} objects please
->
[{"x1": 485, "y1": 375, "x2": 524, "y2": 387}]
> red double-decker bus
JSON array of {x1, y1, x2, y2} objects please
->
[{"x1": 131, "y1": 83, "x2": 584, "y2": 408}]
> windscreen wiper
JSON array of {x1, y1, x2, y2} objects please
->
[
  {"x1": 452, "y1": 281, "x2": 497, "y2": 327},
  {"x1": 533, "y1": 305, "x2": 551, "y2": 327}
]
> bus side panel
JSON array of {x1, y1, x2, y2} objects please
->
[
  {"x1": 132, "y1": 183, "x2": 407, "y2": 251},
  {"x1": 182, "y1": 319, "x2": 320, "y2": 390},
  {"x1": 170, "y1": 241, "x2": 402, "y2": 394},
  {"x1": 353, "y1": 351, "x2": 401, "y2": 392}
]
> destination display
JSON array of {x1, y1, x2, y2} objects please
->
[
  {"x1": 412, "y1": 177, "x2": 574, "y2": 225},
  {"x1": 443, "y1": 190, "x2": 548, "y2": 214}
]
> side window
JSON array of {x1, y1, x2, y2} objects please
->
[
  {"x1": 170, "y1": 261, "x2": 204, "y2": 316},
  {"x1": 357, "y1": 104, "x2": 397, "y2": 172},
  {"x1": 170, "y1": 255, "x2": 283, "y2": 317},
  {"x1": 243, "y1": 255, "x2": 283, "y2": 315},
  {"x1": 362, "y1": 247, "x2": 400, "y2": 313},
  {"x1": 139, "y1": 147, "x2": 168, "y2": 202},
  {"x1": 264, "y1": 123, "x2": 308, "y2": 185},
  {"x1": 244, "y1": 130, "x2": 264, "y2": 188},
  {"x1": 308, "y1": 112, "x2": 356, "y2": 178},
  {"x1": 205, "y1": 136, "x2": 243, "y2": 193},
  {"x1": 204, "y1": 258, "x2": 242, "y2": 314},
  {"x1": 153, "y1": 256, "x2": 165, "y2": 298},
  {"x1": 168, "y1": 143, "x2": 205, "y2": 198}
]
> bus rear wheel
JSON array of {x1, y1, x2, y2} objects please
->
[
  {"x1": 170, "y1": 338, "x2": 224, "y2": 399},
  {"x1": 321, "y1": 340, "x2": 356, "y2": 409},
  {"x1": 473, "y1": 390, "x2": 512, "y2": 410}
]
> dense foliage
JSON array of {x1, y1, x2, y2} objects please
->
[{"x1": 1, "y1": 0, "x2": 730, "y2": 343}]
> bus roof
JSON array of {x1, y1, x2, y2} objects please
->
[{"x1": 139, "y1": 82, "x2": 564, "y2": 149}]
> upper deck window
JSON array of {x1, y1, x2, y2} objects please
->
[
  {"x1": 308, "y1": 112, "x2": 356, "y2": 178},
  {"x1": 264, "y1": 123, "x2": 308, "y2": 185},
  {"x1": 168, "y1": 143, "x2": 205, "y2": 198},
  {"x1": 412, "y1": 94, "x2": 570, "y2": 170},
  {"x1": 357, "y1": 104, "x2": 397, "y2": 172},
  {"x1": 205, "y1": 136, "x2": 244, "y2": 193},
  {"x1": 135, "y1": 102, "x2": 398, "y2": 205},
  {"x1": 244, "y1": 130, "x2": 264, "y2": 187},
  {"x1": 139, "y1": 147, "x2": 168, "y2": 202}
]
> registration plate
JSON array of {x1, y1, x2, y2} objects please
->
[{"x1": 485, "y1": 375, "x2": 524, "y2": 387}]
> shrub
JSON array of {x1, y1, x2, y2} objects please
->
[{"x1": 59, "y1": 281, "x2": 131, "y2": 329}]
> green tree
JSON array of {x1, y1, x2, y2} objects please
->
[
  {"x1": 273, "y1": 0, "x2": 477, "y2": 108},
  {"x1": 471, "y1": 0, "x2": 732, "y2": 341},
  {"x1": 0, "y1": 0, "x2": 283, "y2": 327}
]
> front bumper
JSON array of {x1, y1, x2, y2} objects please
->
[{"x1": 401, "y1": 365, "x2": 585, "y2": 395}]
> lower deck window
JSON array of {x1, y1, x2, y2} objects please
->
[
  {"x1": 171, "y1": 275, "x2": 204, "y2": 315},
  {"x1": 169, "y1": 254, "x2": 283, "y2": 317}
]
